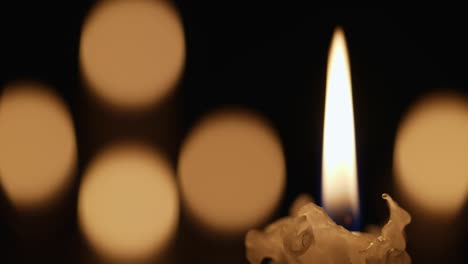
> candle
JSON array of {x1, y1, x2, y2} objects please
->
[{"x1": 245, "y1": 27, "x2": 412, "y2": 264}]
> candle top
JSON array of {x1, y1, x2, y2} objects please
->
[{"x1": 245, "y1": 194, "x2": 411, "y2": 264}]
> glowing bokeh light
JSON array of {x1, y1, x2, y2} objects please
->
[
  {"x1": 80, "y1": 0, "x2": 185, "y2": 110},
  {"x1": 78, "y1": 143, "x2": 179, "y2": 262},
  {"x1": 0, "y1": 81, "x2": 77, "y2": 211},
  {"x1": 394, "y1": 93, "x2": 468, "y2": 217},
  {"x1": 178, "y1": 109, "x2": 285, "y2": 237}
]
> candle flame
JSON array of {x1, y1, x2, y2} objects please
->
[{"x1": 322, "y1": 28, "x2": 359, "y2": 224}]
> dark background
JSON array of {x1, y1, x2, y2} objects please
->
[{"x1": 0, "y1": 3, "x2": 467, "y2": 263}]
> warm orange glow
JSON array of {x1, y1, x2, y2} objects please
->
[
  {"x1": 80, "y1": 0, "x2": 185, "y2": 110},
  {"x1": 78, "y1": 143, "x2": 178, "y2": 262},
  {"x1": 0, "y1": 81, "x2": 77, "y2": 211},
  {"x1": 322, "y1": 28, "x2": 359, "y2": 218},
  {"x1": 394, "y1": 93, "x2": 468, "y2": 218},
  {"x1": 178, "y1": 109, "x2": 285, "y2": 237}
]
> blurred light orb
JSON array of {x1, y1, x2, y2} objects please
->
[
  {"x1": 78, "y1": 143, "x2": 178, "y2": 262},
  {"x1": 178, "y1": 109, "x2": 285, "y2": 236},
  {"x1": 394, "y1": 93, "x2": 468, "y2": 217},
  {"x1": 80, "y1": 0, "x2": 185, "y2": 110},
  {"x1": 0, "y1": 82, "x2": 77, "y2": 211}
]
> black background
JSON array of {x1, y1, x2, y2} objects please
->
[{"x1": 1, "y1": 3, "x2": 467, "y2": 263}]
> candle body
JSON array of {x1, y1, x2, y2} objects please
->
[{"x1": 245, "y1": 194, "x2": 411, "y2": 264}]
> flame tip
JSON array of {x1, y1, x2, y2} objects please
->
[
  {"x1": 332, "y1": 27, "x2": 345, "y2": 38},
  {"x1": 334, "y1": 26, "x2": 344, "y2": 32}
]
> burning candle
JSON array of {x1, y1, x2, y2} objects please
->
[
  {"x1": 245, "y1": 27, "x2": 412, "y2": 264},
  {"x1": 322, "y1": 27, "x2": 359, "y2": 230}
]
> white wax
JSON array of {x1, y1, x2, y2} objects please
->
[{"x1": 245, "y1": 194, "x2": 411, "y2": 264}]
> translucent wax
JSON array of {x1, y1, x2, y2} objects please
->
[{"x1": 245, "y1": 194, "x2": 411, "y2": 264}]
